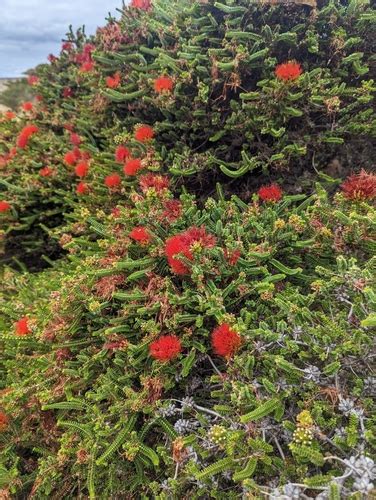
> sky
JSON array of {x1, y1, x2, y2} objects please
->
[{"x1": 0, "y1": 0, "x2": 124, "y2": 78}]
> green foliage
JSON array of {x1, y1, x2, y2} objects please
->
[{"x1": 0, "y1": 0, "x2": 375, "y2": 498}]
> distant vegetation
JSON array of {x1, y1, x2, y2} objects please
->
[{"x1": 0, "y1": 77, "x2": 34, "y2": 110}]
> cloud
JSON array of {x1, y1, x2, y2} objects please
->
[{"x1": 0, "y1": 0, "x2": 123, "y2": 77}]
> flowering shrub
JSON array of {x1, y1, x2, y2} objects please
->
[{"x1": 0, "y1": 0, "x2": 375, "y2": 498}]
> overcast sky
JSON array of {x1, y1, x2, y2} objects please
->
[{"x1": 0, "y1": 0, "x2": 124, "y2": 78}]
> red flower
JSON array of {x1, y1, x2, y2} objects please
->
[
  {"x1": 40, "y1": 166, "x2": 53, "y2": 177},
  {"x1": 76, "y1": 182, "x2": 88, "y2": 195},
  {"x1": 112, "y1": 207, "x2": 121, "y2": 217},
  {"x1": 106, "y1": 72, "x2": 121, "y2": 89},
  {"x1": 63, "y1": 87, "x2": 74, "y2": 98},
  {"x1": 105, "y1": 173, "x2": 121, "y2": 188},
  {"x1": 162, "y1": 199, "x2": 182, "y2": 222},
  {"x1": 149, "y1": 335, "x2": 182, "y2": 361},
  {"x1": 154, "y1": 75, "x2": 174, "y2": 93},
  {"x1": 135, "y1": 124, "x2": 154, "y2": 142},
  {"x1": 36, "y1": 95, "x2": 43, "y2": 102},
  {"x1": 64, "y1": 151, "x2": 77, "y2": 166},
  {"x1": 225, "y1": 248, "x2": 241, "y2": 265},
  {"x1": 139, "y1": 173, "x2": 169, "y2": 193},
  {"x1": 22, "y1": 102, "x2": 33, "y2": 112},
  {"x1": 165, "y1": 226, "x2": 216, "y2": 275},
  {"x1": 275, "y1": 61, "x2": 302, "y2": 81},
  {"x1": 48, "y1": 54, "x2": 58, "y2": 63},
  {"x1": 27, "y1": 75, "x2": 39, "y2": 85},
  {"x1": 17, "y1": 125, "x2": 38, "y2": 148},
  {"x1": 124, "y1": 158, "x2": 143, "y2": 176},
  {"x1": 129, "y1": 226, "x2": 151, "y2": 244},
  {"x1": 131, "y1": 0, "x2": 152, "y2": 10},
  {"x1": 258, "y1": 184, "x2": 283, "y2": 203},
  {"x1": 341, "y1": 170, "x2": 376, "y2": 201},
  {"x1": 0, "y1": 412, "x2": 9, "y2": 432},
  {"x1": 0, "y1": 201, "x2": 11, "y2": 212},
  {"x1": 80, "y1": 61, "x2": 94, "y2": 73},
  {"x1": 75, "y1": 162, "x2": 89, "y2": 177},
  {"x1": 62, "y1": 41, "x2": 73, "y2": 51},
  {"x1": 211, "y1": 324, "x2": 241, "y2": 358},
  {"x1": 15, "y1": 317, "x2": 31, "y2": 336},
  {"x1": 115, "y1": 145, "x2": 130, "y2": 163},
  {"x1": 4, "y1": 111, "x2": 15, "y2": 120},
  {"x1": 70, "y1": 133, "x2": 81, "y2": 146}
]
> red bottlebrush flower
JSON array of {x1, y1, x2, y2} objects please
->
[
  {"x1": 0, "y1": 412, "x2": 9, "y2": 432},
  {"x1": 36, "y1": 94, "x2": 43, "y2": 102},
  {"x1": 27, "y1": 75, "x2": 39, "y2": 85},
  {"x1": 211, "y1": 323, "x2": 241, "y2": 358},
  {"x1": 48, "y1": 54, "x2": 58, "y2": 63},
  {"x1": 40, "y1": 166, "x2": 53, "y2": 177},
  {"x1": 341, "y1": 170, "x2": 376, "y2": 201},
  {"x1": 135, "y1": 124, "x2": 154, "y2": 142},
  {"x1": 105, "y1": 173, "x2": 121, "y2": 188},
  {"x1": 154, "y1": 75, "x2": 174, "y2": 93},
  {"x1": 112, "y1": 207, "x2": 121, "y2": 217},
  {"x1": 63, "y1": 123, "x2": 75, "y2": 132},
  {"x1": 149, "y1": 335, "x2": 182, "y2": 361},
  {"x1": 165, "y1": 226, "x2": 216, "y2": 275},
  {"x1": 139, "y1": 173, "x2": 169, "y2": 193},
  {"x1": 4, "y1": 111, "x2": 15, "y2": 120},
  {"x1": 115, "y1": 145, "x2": 130, "y2": 163},
  {"x1": 80, "y1": 61, "x2": 94, "y2": 73},
  {"x1": 70, "y1": 133, "x2": 81, "y2": 146},
  {"x1": 64, "y1": 151, "x2": 77, "y2": 166},
  {"x1": 16, "y1": 125, "x2": 38, "y2": 148},
  {"x1": 131, "y1": 0, "x2": 152, "y2": 10},
  {"x1": 62, "y1": 41, "x2": 73, "y2": 51},
  {"x1": 162, "y1": 199, "x2": 182, "y2": 222},
  {"x1": 22, "y1": 102, "x2": 33, "y2": 112},
  {"x1": 106, "y1": 72, "x2": 121, "y2": 89},
  {"x1": 75, "y1": 161, "x2": 89, "y2": 177},
  {"x1": 63, "y1": 87, "x2": 74, "y2": 98},
  {"x1": 76, "y1": 181, "x2": 88, "y2": 195},
  {"x1": 275, "y1": 61, "x2": 302, "y2": 81},
  {"x1": 0, "y1": 201, "x2": 11, "y2": 212},
  {"x1": 15, "y1": 317, "x2": 31, "y2": 336},
  {"x1": 258, "y1": 184, "x2": 283, "y2": 203},
  {"x1": 123, "y1": 158, "x2": 143, "y2": 176},
  {"x1": 129, "y1": 226, "x2": 151, "y2": 244},
  {"x1": 225, "y1": 248, "x2": 241, "y2": 265}
]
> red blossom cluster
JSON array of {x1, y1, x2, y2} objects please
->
[
  {"x1": 135, "y1": 124, "x2": 154, "y2": 142},
  {"x1": 161, "y1": 199, "x2": 182, "y2": 222},
  {"x1": 129, "y1": 226, "x2": 151, "y2": 244},
  {"x1": 149, "y1": 335, "x2": 182, "y2": 361},
  {"x1": 0, "y1": 200, "x2": 11, "y2": 212},
  {"x1": 76, "y1": 182, "x2": 88, "y2": 195},
  {"x1": 124, "y1": 158, "x2": 143, "y2": 176},
  {"x1": 105, "y1": 173, "x2": 121, "y2": 188},
  {"x1": 341, "y1": 170, "x2": 376, "y2": 201},
  {"x1": 131, "y1": 0, "x2": 152, "y2": 10},
  {"x1": 106, "y1": 72, "x2": 121, "y2": 89},
  {"x1": 22, "y1": 102, "x2": 34, "y2": 112},
  {"x1": 154, "y1": 75, "x2": 174, "y2": 93},
  {"x1": 165, "y1": 226, "x2": 216, "y2": 275},
  {"x1": 0, "y1": 412, "x2": 9, "y2": 432},
  {"x1": 258, "y1": 184, "x2": 283, "y2": 202},
  {"x1": 115, "y1": 145, "x2": 130, "y2": 163},
  {"x1": 0, "y1": 147, "x2": 17, "y2": 169},
  {"x1": 275, "y1": 61, "x2": 302, "y2": 81},
  {"x1": 27, "y1": 75, "x2": 39, "y2": 85},
  {"x1": 17, "y1": 124, "x2": 39, "y2": 148},
  {"x1": 74, "y1": 43, "x2": 95, "y2": 72},
  {"x1": 14, "y1": 317, "x2": 31, "y2": 336},
  {"x1": 40, "y1": 166, "x2": 54, "y2": 177},
  {"x1": 75, "y1": 162, "x2": 89, "y2": 177},
  {"x1": 211, "y1": 324, "x2": 241, "y2": 358},
  {"x1": 139, "y1": 173, "x2": 169, "y2": 193}
]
